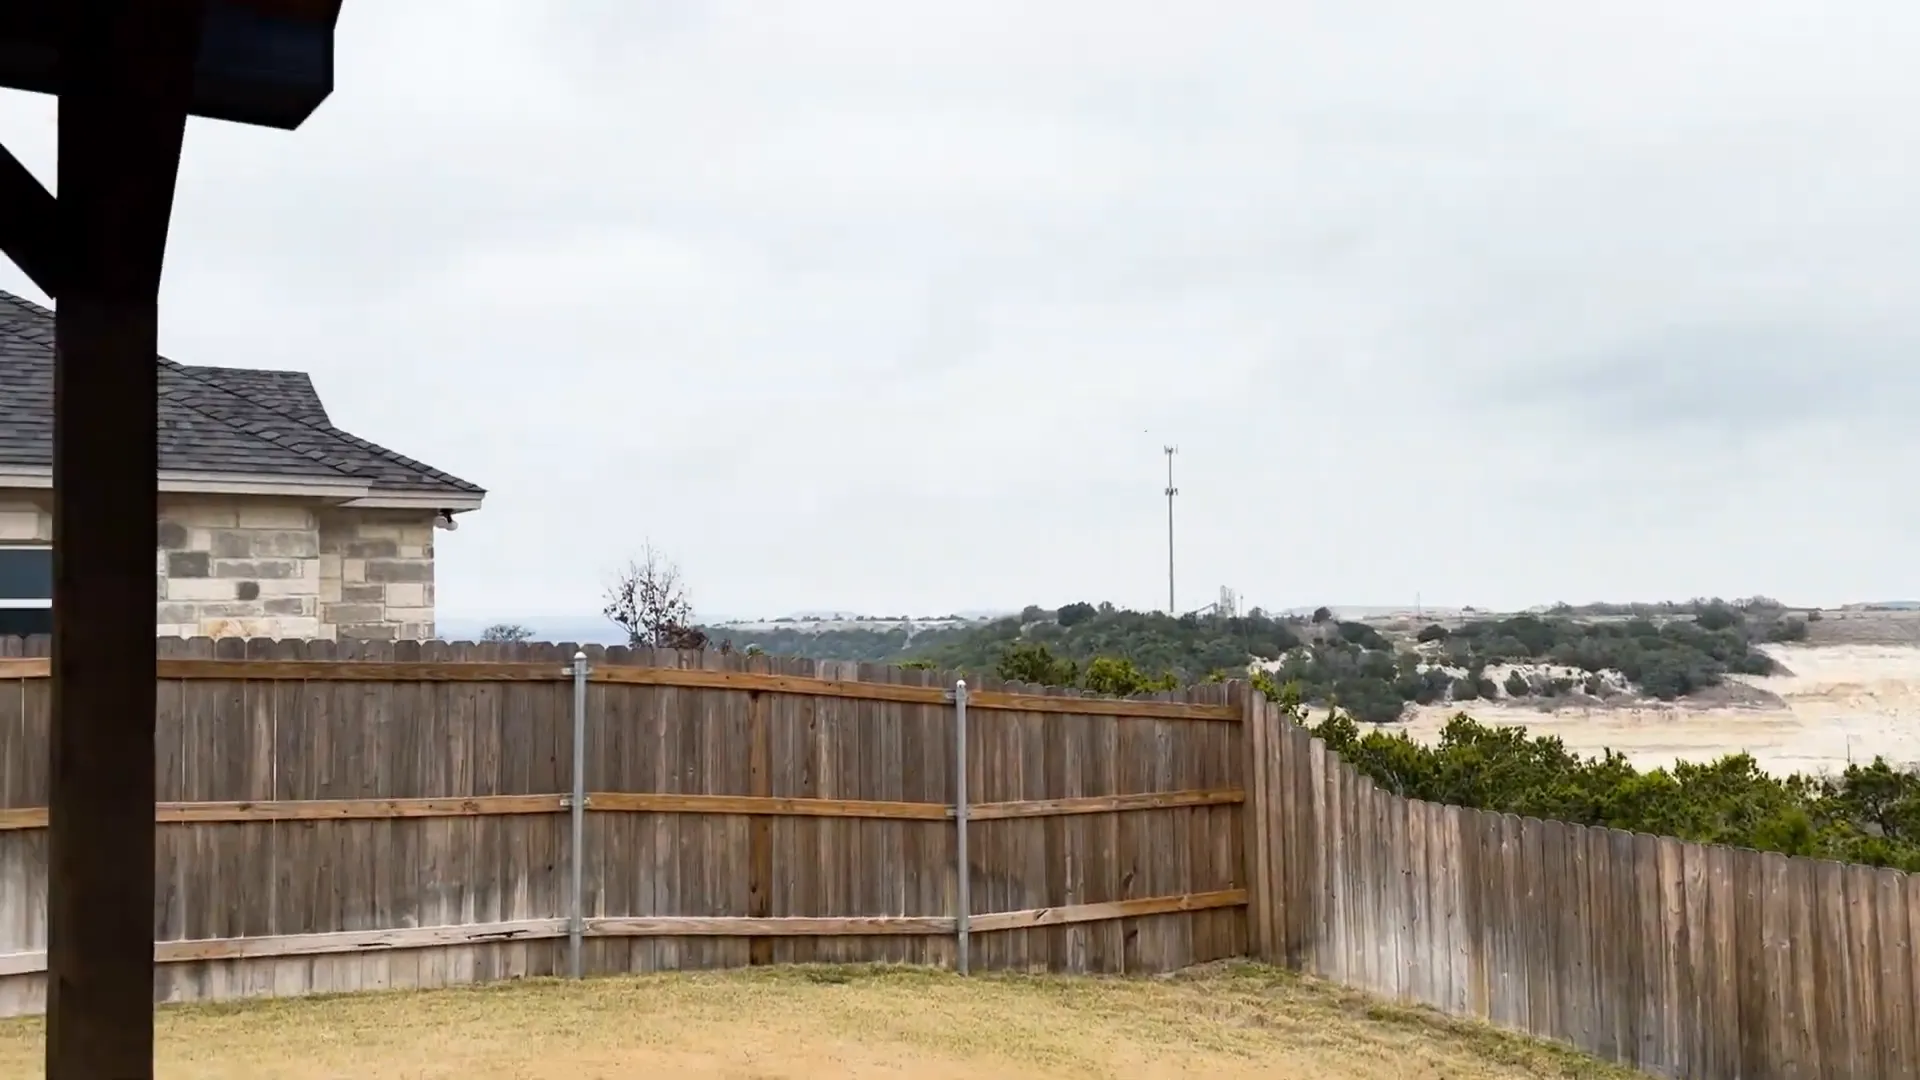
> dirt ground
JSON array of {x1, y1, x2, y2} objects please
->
[
  {"x1": 1405, "y1": 644, "x2": 1920, "y2": 776},
  {"x1": 0, "y1": 964, "x2": 1630, "y2": 1080}
]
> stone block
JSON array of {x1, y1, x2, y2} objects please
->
[
  {"x1": 156, "y1": 520, "x2": 188, "y2": 549},
  {"x1": 249, "y1": 530, "x2": 320, "y2": 559},
  {"x1": 385, "y1": 606, "x2": 434, "y2": 624},
  {"x1": 207, "y1": 527, "x2": 319, "y2": 559},
  {"x1": 322, "y1": 603, "x2": 385, "y2": 624},
  {"x1": 385, "y1": 583, "x2": 427, "y2": 608},
  {"x1": 155, "y1": 623, "x2": 196, "y2": 639},
  {"x1": 198, "y1": 617, "x2": 260, "y2": 639},
  {"x1": 320, "y1": 578, "x2": 342, "y2": 604},
  {"x1": 336, "y1": 623, "x2": 397, "y2": 641},
  {"x1": 343, "y1": 538, "x2": 398, "y2": 559},
  {"x1": 251, "y1": 576, "x2": 315, "y2": 599},
  {"x1": 0, "y1": 508, "x2": 46, "y2": 541},
  {"x1": 319, "y1": 553, "x2": 341, "y2": 581},
  {"x1": 263, "y1": 597, "x2": 312, "y2": 616},
  {"x1": 167, "y1": 552, "x2": 210, "y2": 578},
  {"x1": 364, "y1": 559, "x2": 432, "y2": 584},
  {"x1": 192, "y1": 602, "x2": 268, "y2": 618},
  {"x1": 236, "y1": 581, "x2": 260, "y2": 601},
  {"x1": 155, "y1": 603, "x2": 200, "y2": 624},
  {"x1": 398, "y1": 622, "x2": 434, "y2": 641},
  {"x1": 209, "y1": 531, "x2": 254, "y2": 558},
  {"x1": 342, "y1": 584, "x2": 385, "y2": 603},
  {"x1": 200, "y1": 614, "x2": 323, "y2": 640},
  {"x1": 397, "y1": 545, "x2": 428, "y2": 560},
  {"x1": 342, "y1": 558, "x2": 366, "y2": 583},
  {"x1": 236, "y1": 504, "x2": 313, "y2": 530},
  {"x1": 166, "y1": 578, "x2": 236, "y2": 602},
  {"x1": 160, "y1": 503, "x2": 236, "y2": 527},
  {"x1": 211, "y1": 558, "x2": 301, "y2": 580}
]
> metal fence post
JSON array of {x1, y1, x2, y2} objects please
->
[
  {"x1": 953, "y1": 678, "x2": 971, "y2": 975},
  {"x1": 569, "y1": 650, "x2": 589, "y2": 979}
]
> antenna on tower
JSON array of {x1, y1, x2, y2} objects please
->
[{"x1": 1163, "y1": 446, "x2": 1177, "y2": 615}]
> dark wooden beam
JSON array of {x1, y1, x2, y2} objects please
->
[
  {"x1": 44, "y1": 2, "x2": 203, "y2": 1078},
  {"x1": 0, "y1": 0, "x2": 342, "y2": 132},
  {"x1": 0, "y1": 143, "x2": 58, "y2": 297}
]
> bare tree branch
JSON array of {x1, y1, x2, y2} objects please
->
[{"x1": 604, "y1": 544, "x2": 709, "y2": 650}]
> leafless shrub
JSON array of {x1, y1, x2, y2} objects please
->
[{"x1": 604, "y1": 545, "x2": 709, "y2": 650}]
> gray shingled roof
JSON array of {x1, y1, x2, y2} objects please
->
[{"x1": 0, "y1": 290, "x2": 483, "y2": 498}]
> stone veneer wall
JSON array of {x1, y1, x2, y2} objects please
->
[
  {"x1": 317, "y1": 508, "x2": 436, "y2": 641},
  {"x1": 155, "y1": 499, "x2": 322, "y2": 639},
  {"x1": 0, "y1": 493, "x2": 440, "y2": 640}
]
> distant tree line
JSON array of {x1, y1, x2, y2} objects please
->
[
  {"x1": 585, "y1": 558, "x2": 1809, "y2": 724},
  {"x1": 889, "y1": 600, "x2": 1799, "y2": 723}
]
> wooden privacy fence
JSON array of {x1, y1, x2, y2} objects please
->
[
  {"x1": 1, "y1": 637, "x2": 1918, "y2": 1079},
  {"x1": 1241, "y1": 691, "x2": 1920, "y2": 1080},
  {"x1": 0, "y1": 638, "x2": 1247, "y2": 1018}
]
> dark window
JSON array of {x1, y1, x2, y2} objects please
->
[
  {"x1": 0, "y1": 547, "x2": 51, "y2": 602},
  {"x1": 0, "y1": 607, "x2": 50, "y2": 636}
]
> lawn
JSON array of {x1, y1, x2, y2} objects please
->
[{"x1": 0, "y1": 962, "x2": 1636, "y2": 1079}]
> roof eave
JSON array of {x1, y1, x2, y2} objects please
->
[
  {"x1": 337, "y1": 491, "x2": 485, "y2": 513},
  {"x1": 0, "y1": 465, "x2": 484, "y2": 511}
]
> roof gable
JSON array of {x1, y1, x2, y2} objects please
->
[{"x1": 0, "y1": 291, "x2": 483, "y2": 499}]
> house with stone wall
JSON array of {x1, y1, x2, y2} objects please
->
[{"x1": 0, "y1": 290, "x2": 484, "y2": 640}]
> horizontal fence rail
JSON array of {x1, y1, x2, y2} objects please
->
[
  {"x1": 0, "y1": 656, "x2": 1239, "y2": 720},
  {"x1": 0, "y1": 788, "x2": 1248, "y2": 830},
  {"x1": 0, "y1": 890, "x2": 1251, "y2": 978}
]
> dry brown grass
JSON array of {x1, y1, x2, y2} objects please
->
[{"x1": 0, "y1": 962, "x2": 1639, "y2": 1079}]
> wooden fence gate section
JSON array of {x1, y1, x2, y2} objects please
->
[{"x1": 0, "y1": 639, "x2": 1247, "y2": 1014}]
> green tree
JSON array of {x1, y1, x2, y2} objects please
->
[
  {"x1": 995, "y1": 642, "x2": 1078, "y2": 687},
  {"x1": 1057, "y1": 601, "x2": 1098, "y2": 627},
  {"x1": 1082, "y1": 656, "x2": 1178, "y2": 696}
]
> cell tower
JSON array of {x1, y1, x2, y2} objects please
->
[{"x1": 1163, "y1": 446, "x2": 1177, "y2": 614}]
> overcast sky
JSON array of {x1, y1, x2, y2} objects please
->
[{"x1": 3, "y1": 2, "x2": 1918, "y2": 620}]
